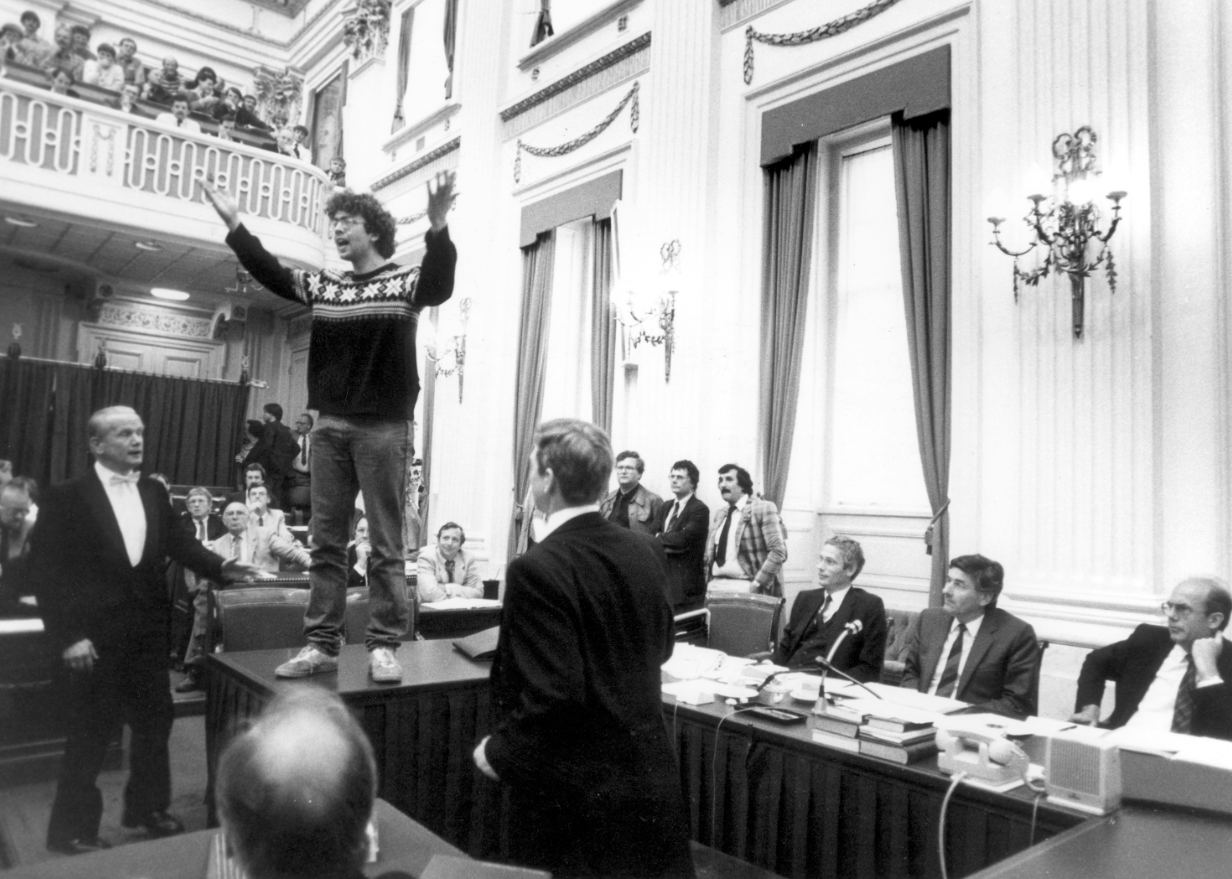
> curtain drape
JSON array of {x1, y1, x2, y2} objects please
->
[
  {"x1": 1, "y1": 360, "x2": 248, "y2": 488},
  {"x1": 412, "y1": 307, "x2": 438, "y2": 556},
  {"x1": 757, "y1": 143, "x2": 818, "y2": 510},
  {"x1": 508, "y1": 232, "x2": 556, "y2": 559},
  {"x1": 392, "y1": 7, "x2": 414, "y2": 132},
  {"x1": 590, "y1": 217, "x2": 615, "y2": 434},
  {"x1": 443, "y1": 0, "x2": 458, "y2": 100},
  {"x1": 892, "y1": 110, "x2": 951, "y2": 607},
  {"x1": 530, "y1": 0, "x2": 554, "y2": 47}
]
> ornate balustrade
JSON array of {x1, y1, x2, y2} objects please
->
[{"x1": 0, "y1": 77, "x2": 330, "y2": 238}]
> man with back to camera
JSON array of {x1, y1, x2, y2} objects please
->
[
  {"x1": 772, "y1": 536, "x2": 887, "y2": 679},
  {"x1": 901, "y1": 554, "x2": 1039, "y2": 718},
  {"x1": 29, "y1": 406, "x2": 259, "y2": 855},
  {"x1": 203, "y1": 171, "x2": 456, "y2": 682},
  {"x1": 599, "y1": 450, "x2": 662, "y2": 534},
  {"x1": 1070, "y1": 577, "x2": 1232, "y2": 739},
  {"x1": 250, "y1": 403, "x2": 299, "y2": 502},
  {"x1": 704, "y1": 463, "x2": 787, "y2": 597},
  {"x1": 473, "y1": 418, "x2": 694, "y2": 878},
  {"x1": 654, "y1": 459, "x2": 709, "y2": 611}
]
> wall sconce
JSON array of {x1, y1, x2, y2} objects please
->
[
  {"x1": 429, "y1": 297, "x2": 471, "y2": 403},
  {"x1": 988, "y1": 126, "x2": 1126, "y2": 339},
  {"x1": 614, "y1": 240, "x2": 680, "y2": 381}
]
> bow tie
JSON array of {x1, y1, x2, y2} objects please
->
[{"x1": 109, "y1": 472, "x2": 140, "y2": 486}]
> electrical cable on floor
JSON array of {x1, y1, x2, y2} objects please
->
[
  {"x1": 709, "y1": 705, "x2": 761, "y2": 843},
  {"x1": 937, "y1": 770, "x2": 968, "y2": 879}
]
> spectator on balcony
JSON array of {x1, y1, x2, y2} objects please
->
[
  {"x1": 116, "y1": 37, "x2": 145, "y2": 88},
  {"x1": 70, "y1": 24, "x2": 94, "y2": 61},
  {"x1": 242, "y1": 94, "x2": 266, "y2": 124},
  {"x1": 291, "y1": 124, "x2": 310, "y2": 159},
  {"x1": 111, "y1": 81, "x2": 141, "y2": 113},
  {"x1": 186, "y1": 66, "x2": 222, "y2": 114},
  {"x1": 213, "y1": 87, "x2": 270, "y2": 131},
  {"x1": 47, "y1": 67, "x2": 80, "y2": 99},
  {"x1": 145, "y1": 56, "x2": 183, "y2": 104},
  {"x1": 216, "y1": 112, "x2": 238, "y2": 141},
  {"x1": 17, "y1": 11, "x2": 53, "y2": 68},
  {"x1": 274, "y1": 128, "x2": 305, "y2": 161},
  {"x1": 328, "y1": 156, "x2": 347, "y2": 188},
  {"x1": 44, "y1": 25, "x2": 83, "y2": 82},
  {"x1": 155, "y1": 93, "x2": 201, "y2": 133},
  {"x1": 2, "y1": 23, "x2": 27, "y2": 64},
  {"x1": 82, "y1": 43, "x2": 126, "y2": 92}
]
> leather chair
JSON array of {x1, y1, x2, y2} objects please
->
[
  {"x1": 704, "y1": 592, "x2": 785, "y2": 658},
  {"x1": 210, "y1": 587, "x2": 310, "y2": 653}
]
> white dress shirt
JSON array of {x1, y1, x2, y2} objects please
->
[
  {"x1": 711, "y1": 495, "x2": 750, "y2": 581},
  {"x1": 95, "y1": 461, "x2": 146, "y2": 567},
  {"x1": 1125, "y1": 643, "x2": 1223, "y2": 731},
  {"x1": 820, "y1": 585, "x2": 851, "y2": 625},
  {"x1": 663, "y1": 492, "x2": 694, "y2": 531},
  {"x1": 927, "y1": 612, "x2": 987, "y2": 696}
]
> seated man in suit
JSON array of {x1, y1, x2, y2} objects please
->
[
  {"x1": 0, "y1": 481, "x2": 35, "y2": 614},
  {"x1": 772, "y1": 536, "x2": 887, "y2": 680},
  {"x1": 417, "y1": 522, "x2": 483, "y2": 602},
  {"x1": 902, "y1": 554, "x2": 1039, "y2": 718},
  {"x1": 217, "y1": 687, "x2": 377, "y2": 879},
  {"x1": 1070, "y1": 577, "x2": 1232, "y2": 739},
  {"x1": 654, "y1": 459, "x2": 709, "y2": 611},
  {"x1": 704, "y1": 463, "x2": 788, "y2": 597},
  {"x1": 180, "y1": 486, "x2": 224, "y2": 543},
  {"x1": 171, "y1": 487, "x2": 226, "y2": 680},
  {"x1": 242, "y1": 486, "x2": 309, "y2": 572}
]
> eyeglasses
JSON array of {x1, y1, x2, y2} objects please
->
[
  {"x1": 328, "y1": 215, "x2": 362, "y2": 231},
  {"x1": 1161, "y1": 601, "x2": 1200, "y2": 619}
]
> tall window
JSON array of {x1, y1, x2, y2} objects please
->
[
  {"x1": 399, "y1": 0, "x2": 451, "y2": 125},
  {"x1": 539, "y1": 218, "x2": 594, "y2": 420},
  {"x1": 827, "y1": 135, "x2": 928, "y2": 510}
]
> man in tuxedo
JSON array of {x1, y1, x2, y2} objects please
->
[
  {"x1": 901, "y1": 554, "x2": 1039, "y2": 718},
  {"x1": 29, "y1": 406, "x2": 257, "y2": 855},
  {"x1": 703, "y1": 464, "x2": 788, "y2": 597},
  {"x1": 772, "y1": 536, "x2": 887, "y2": 680},
  {"x1": 473, "y1": 419, "x2": 694, "y2": 879},
  {"x1": 1070, "y1": 577, "x2": 1232, "y2": 739},
  {"x1": 654, "y1": 459, "x2": 709, "y2": 611}
]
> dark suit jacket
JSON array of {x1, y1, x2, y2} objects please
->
[
  {"x1": 486, "y1": 512, "x2": 693, "y2": 878},
  {"x1": 30, "y1": 469, "x2": 226, "y2": 653},
  {"x1": 1075, "y1": 624, "x2": 1232, "y2": 739},
  {"x1": 178, "y1": 510, "x2": 226, "y2": 542},
  {"x1": 772, "y1": 586, "x2": 887, "y2": 680},
  {"x1": 655, "y1": 495, "x2": 709, "y2": 610},
  {"x1": 902, "y1": 607, "x2": 1039, "y2": 718}
]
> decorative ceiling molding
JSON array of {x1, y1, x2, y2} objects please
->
[
  {"x1": 96, "y1": 301, "x2": 214, "y2": 340},
  {"x1": 371, "y1": 136, "x2": 461, "y2": 192},
  {"x1": 719, "y1": 0, "x2": 796, "y2": 32}
]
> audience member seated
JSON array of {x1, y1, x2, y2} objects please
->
[
  {"x1": 328, "y1": 156, "x2": 347, "y2": 188},
  {"x1": 171, "y1": 487, "x2": 227, "y2": 689},
  {"x1": 245, "y1": 485, "x2": 306, "y2": 568},
  {"x1": 45, "y1": 25, "x2": 83, "y2": 81},
  {"x1": 111, "y1": 81, "x2": 141, "y2": 113},
  {"x1": 216, "y1": 688, "x2": 378, "y2": 879},
  {"x1": 181, "y1": 486, "x2": 225, "y2": 543},
  {"x1": 186, "y1": 65, "x2": 221, "y2": 114},
  {"x1": 291, "y1": 124, "x2": 310, "y2": 159},
  {"x1": 144, "y1": 56, "x2": 182, "y2": 104},
  {"x1": 599, "y1": 450, "x2": 662, "y2": 534},
  {"x1": 47, "y1": 66, "x2": 79, "y2": 98},
  {"x1": 69, "y1": 25, "x2": 94, "y2": 61},
  {"x1": 2, "y1": 22, "x2": 29, "y2": 64},
  {"x1": 212, "y1": 87, "x2": 271, "y2": 130},
  {"x1": 0, "y1": 481, "x2": 34, "y2": 614},
  {"x1": 116, "y1": 37, "x2": 145, "y2": 87},
  {"x1": 9, "y1": 475, "x2": 38, "y2": 526},
  {"x1": 242, "y1": 93, "x2": 267, "y2": 126},
  {"x1": 17, "y1": 11, "x2": 52, "y2": 68},
  {"x1": 1070, "y1": 577, "x2": 1232, "y2": 740},
  {"x1": 771, "y1": 536, "x2": 887, "y2": 679},
  {"x1": 82, "y1": 43, "x2": 125, "y2": 91},
  {"x1": 347, "y1": 515, "x2": 370, "y2": 588},
  {"x1": 216, "y1": 111, "x2": 237, "y2": 140},
  {"x1": 241, "y1": 461, "x2": 282, "y2": 509},
  {"x1": 417, "y1": 522, "x2": 483, "y2": 602},
  {"x1": 154, "y1": 92, "x2": 200, "y2": 132},
  {"x1": 901, "y1": 554, "x2": 1039, "y2": 718},
  {"x1": 704, "y1": 463, "x2": 788, "y2": 596},
  {"x1": 272, "y1": 127, "x2": 301, "y2": 158}
]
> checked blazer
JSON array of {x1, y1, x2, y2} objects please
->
[{"x1": 703, "y1": 496, "x2": 788, "y2": 597}]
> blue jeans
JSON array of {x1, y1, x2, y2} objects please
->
[{"x1": 305, "y1": 414, "x2": 411, "y2": 653}]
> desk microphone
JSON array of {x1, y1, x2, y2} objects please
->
[
  {"x1": 813, "y1": 656, "x2": 882, "y2": 699},
  {"x1": 817, "y1": 620, "x2": 861, "y2": 693}
]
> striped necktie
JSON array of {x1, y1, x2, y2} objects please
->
[
  {"x1": 1172, "y1": 653, "x2": 1196, "y2": 733},
  {"x1": 936, "y1": 623, "x2": 967, "y2": 698},
  {"x1": 444, "y1": 559, "x2": 455, "y2": 583}
]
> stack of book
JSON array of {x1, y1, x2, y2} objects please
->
[
  {"x1": 809, "y1": 699, "x2": 940, "y2": 764},
  {"x1": 809, "y1": 701, "x2": 866, "y2": 753},
  {"x1": 857, "y1": 713, "x2": 938, "y2": 764}
]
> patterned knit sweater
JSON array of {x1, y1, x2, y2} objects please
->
[{"x1": 226, "y1": 224, "x2": 456, "y2": 420}]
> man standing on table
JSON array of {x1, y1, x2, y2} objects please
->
[
  {"x1": 473, "y1": 419, "x2": 694, "y2": 879},
  {"x1": 30, "y1": 406, "x2": 258, "y2": 855},
  {"x1": 203, "y1": 172, "x2": 456, "y2": 682}
]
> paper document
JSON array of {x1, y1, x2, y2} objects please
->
[
  {"x1": 1103, "y1": 726, "x2": 1191, "y2": 756},
  {"x1": 1173, "y1": 736, "x2": 1232, "y2": 770},
  {"x1": 421, "y1": 598, "x2": 502, "y2": 610},
  {"x1": 856, "y1": 682, "x2": 970, "y2": 714},
  {"x1": 662, "y1": 643, "x2": 727, "y2": 680},
  {"x1": 0, "y1": 617, "x2": 43, "y2": 634},
  {"x1": 837, "y1": 698, "x2": 947, "y2": 727}
]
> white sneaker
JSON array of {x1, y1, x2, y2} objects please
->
[
  {"x1": 274, "y1": 644, "x2": 339, "y2": 678},
  {"x1": 369, "y1": 647, "x2": 402, "y2": 683}
]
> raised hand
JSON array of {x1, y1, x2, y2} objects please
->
[
  {"x1": 426, "y1": 170, "x2": 456, "y2": 232},
  {"x1": 201, "y1": 177, "x2": 241, "y2": 232}
]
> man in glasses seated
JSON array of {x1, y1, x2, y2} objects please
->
[{"x1": 1071, "y1": 577, "x2": 1232, "y2": 739}]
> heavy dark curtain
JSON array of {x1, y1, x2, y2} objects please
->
[
  {"x1": 757, "y1": 143, "x2": 818, "y2": 509},
  {"x1": 590, "y1": 218, "x2": 615, "y2": 434},
  {"x1": 0, "y1": 360, "x2": 248, "y2": 488},
  {"x1": 392, "y1": 6, "x2": 414, "y2": 132},
  {"x1": 508, "y1": 232, "x2": 555, "y2": 559},
  {"x1": 530, "y1": 0, "x2": 554, "y2": 47},
  {"x1": 443, "y1": 0, "x2": 458, "y2": 100},
  {"x1": 892, "y1": 110, "x2": 951, "y2": 607}
]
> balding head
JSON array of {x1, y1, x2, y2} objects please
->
[{"x1": 217, "y1": 688, "x2": 376, "y2": 879}]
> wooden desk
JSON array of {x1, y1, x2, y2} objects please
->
[
  {"x1": 205, "y1": 641, "x2": 500, "y2": 855},
  {"x1": 417, "y1": 605, "x2": 501, "y2": 641},
  {"x1": 967, "y1": 803, "x2": 1232, "y2": 879},
  {"x1": 3, "y1": 799, "x2": 462, "y2": 878},
  {"x1": 664, "y1": 697, "x2": 1086, "y2": 879}
]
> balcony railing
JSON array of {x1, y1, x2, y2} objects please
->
[{"x1": 0, "y1": 77, "x2": 330, "y2": 237}]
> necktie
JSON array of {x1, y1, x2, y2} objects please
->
[
  {"x1": 231, "y1": 535, "x2": 241, "y2": 560},
  {"x1": 197, "y1": 519, "x2": 206, "y2": 542},
  {"x1": 444, "y1": 559, "x2": 455, "y2": 583},
  {"x1": 1172, "y1": 653, "x2": 1197, "y2": 734},
  {"x1": 716, "y1": 505, "x2": 736, "y2": 566},
  {"x1": 666, "y1": 501, "x2": 681, "y2": 531},
  {"x1": 818, "y1": 592, "x2": 832, "y2": 625},
  {"x1": 936, "y1": 623, "x2": 967, "y2": 698},
  {"x1": 300, "y1": 436, "x2": 308, "y2": 465}
]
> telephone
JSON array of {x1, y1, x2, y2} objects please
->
[{"x1": 936, "y1": 727, "x2": 1030, "y2": 786}]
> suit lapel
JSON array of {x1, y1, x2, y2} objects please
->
[
  {"x1": 137, "y1": 479, "x2": 159, "y2": 566},
  {"x1": 958, "y1": 611, "x2": 998, "y2": 695},
  {"x1": 789, "y1": 590, "x2": 827, "y2": 654},
  {"x1": 919, "y1": 613, "x2": 947, "y2": 688},
  {"x1": 84, "y1": 469, "x2": 129, "y2": 564}
]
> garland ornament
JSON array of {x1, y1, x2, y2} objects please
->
[
  {"x1": 514, "y1": 81, "x2": 640, "y2": 183},
  {"x1": 743, "y1": 0, "x2": 904, "y2": 85}
]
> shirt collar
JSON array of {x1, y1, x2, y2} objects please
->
[
  {"x1": 94, "y1": 460, "x2": 138, "y2": 485},
  {"x1": 672, "y1": 491, "x2": 694, "y2": 506},
  {"x1": 951, "y1": 611, "x2": 986, "y2": 638},
  {"x1": 824, "y1": 585, "x2": 852, "y2": 607},
  {"x1": 539, "y1": 504, "x2": 600, "y2": 541}
]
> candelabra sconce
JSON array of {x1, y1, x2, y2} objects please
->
[
  {"x1": 614, "y1": 240, "x2": 680, "y2": 381},
  {"x1": 430, "y1": 297, "x2": 471, "y2": 403},
  {"x1": 93, "y1": 339, "x2": 107, "y2": 370},
  {"x1": 7, "y1": 324, "x2": 21, "y2": 360},
  {"x1": 988, "y1": 126, "x2": 1127, "y2": 339}
]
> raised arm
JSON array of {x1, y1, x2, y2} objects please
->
[{"x1": 201, "y1": 179, "x2": 303, "y2": 303}]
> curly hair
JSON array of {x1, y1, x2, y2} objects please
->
[{"x1": 325, "y1": 190, "x2": 397, "y2": 259}]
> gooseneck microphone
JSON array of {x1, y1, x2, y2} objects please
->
[{"x1": 814, "y1": 656, "x2": 882, "y2": 699}]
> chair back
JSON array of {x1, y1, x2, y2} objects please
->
[
  {"x1": 706, "y1": 592, "x2": 785, "y2": 657},
  {"x1": 211, "y1": 587, "x2": 310, "y2": 653}
]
